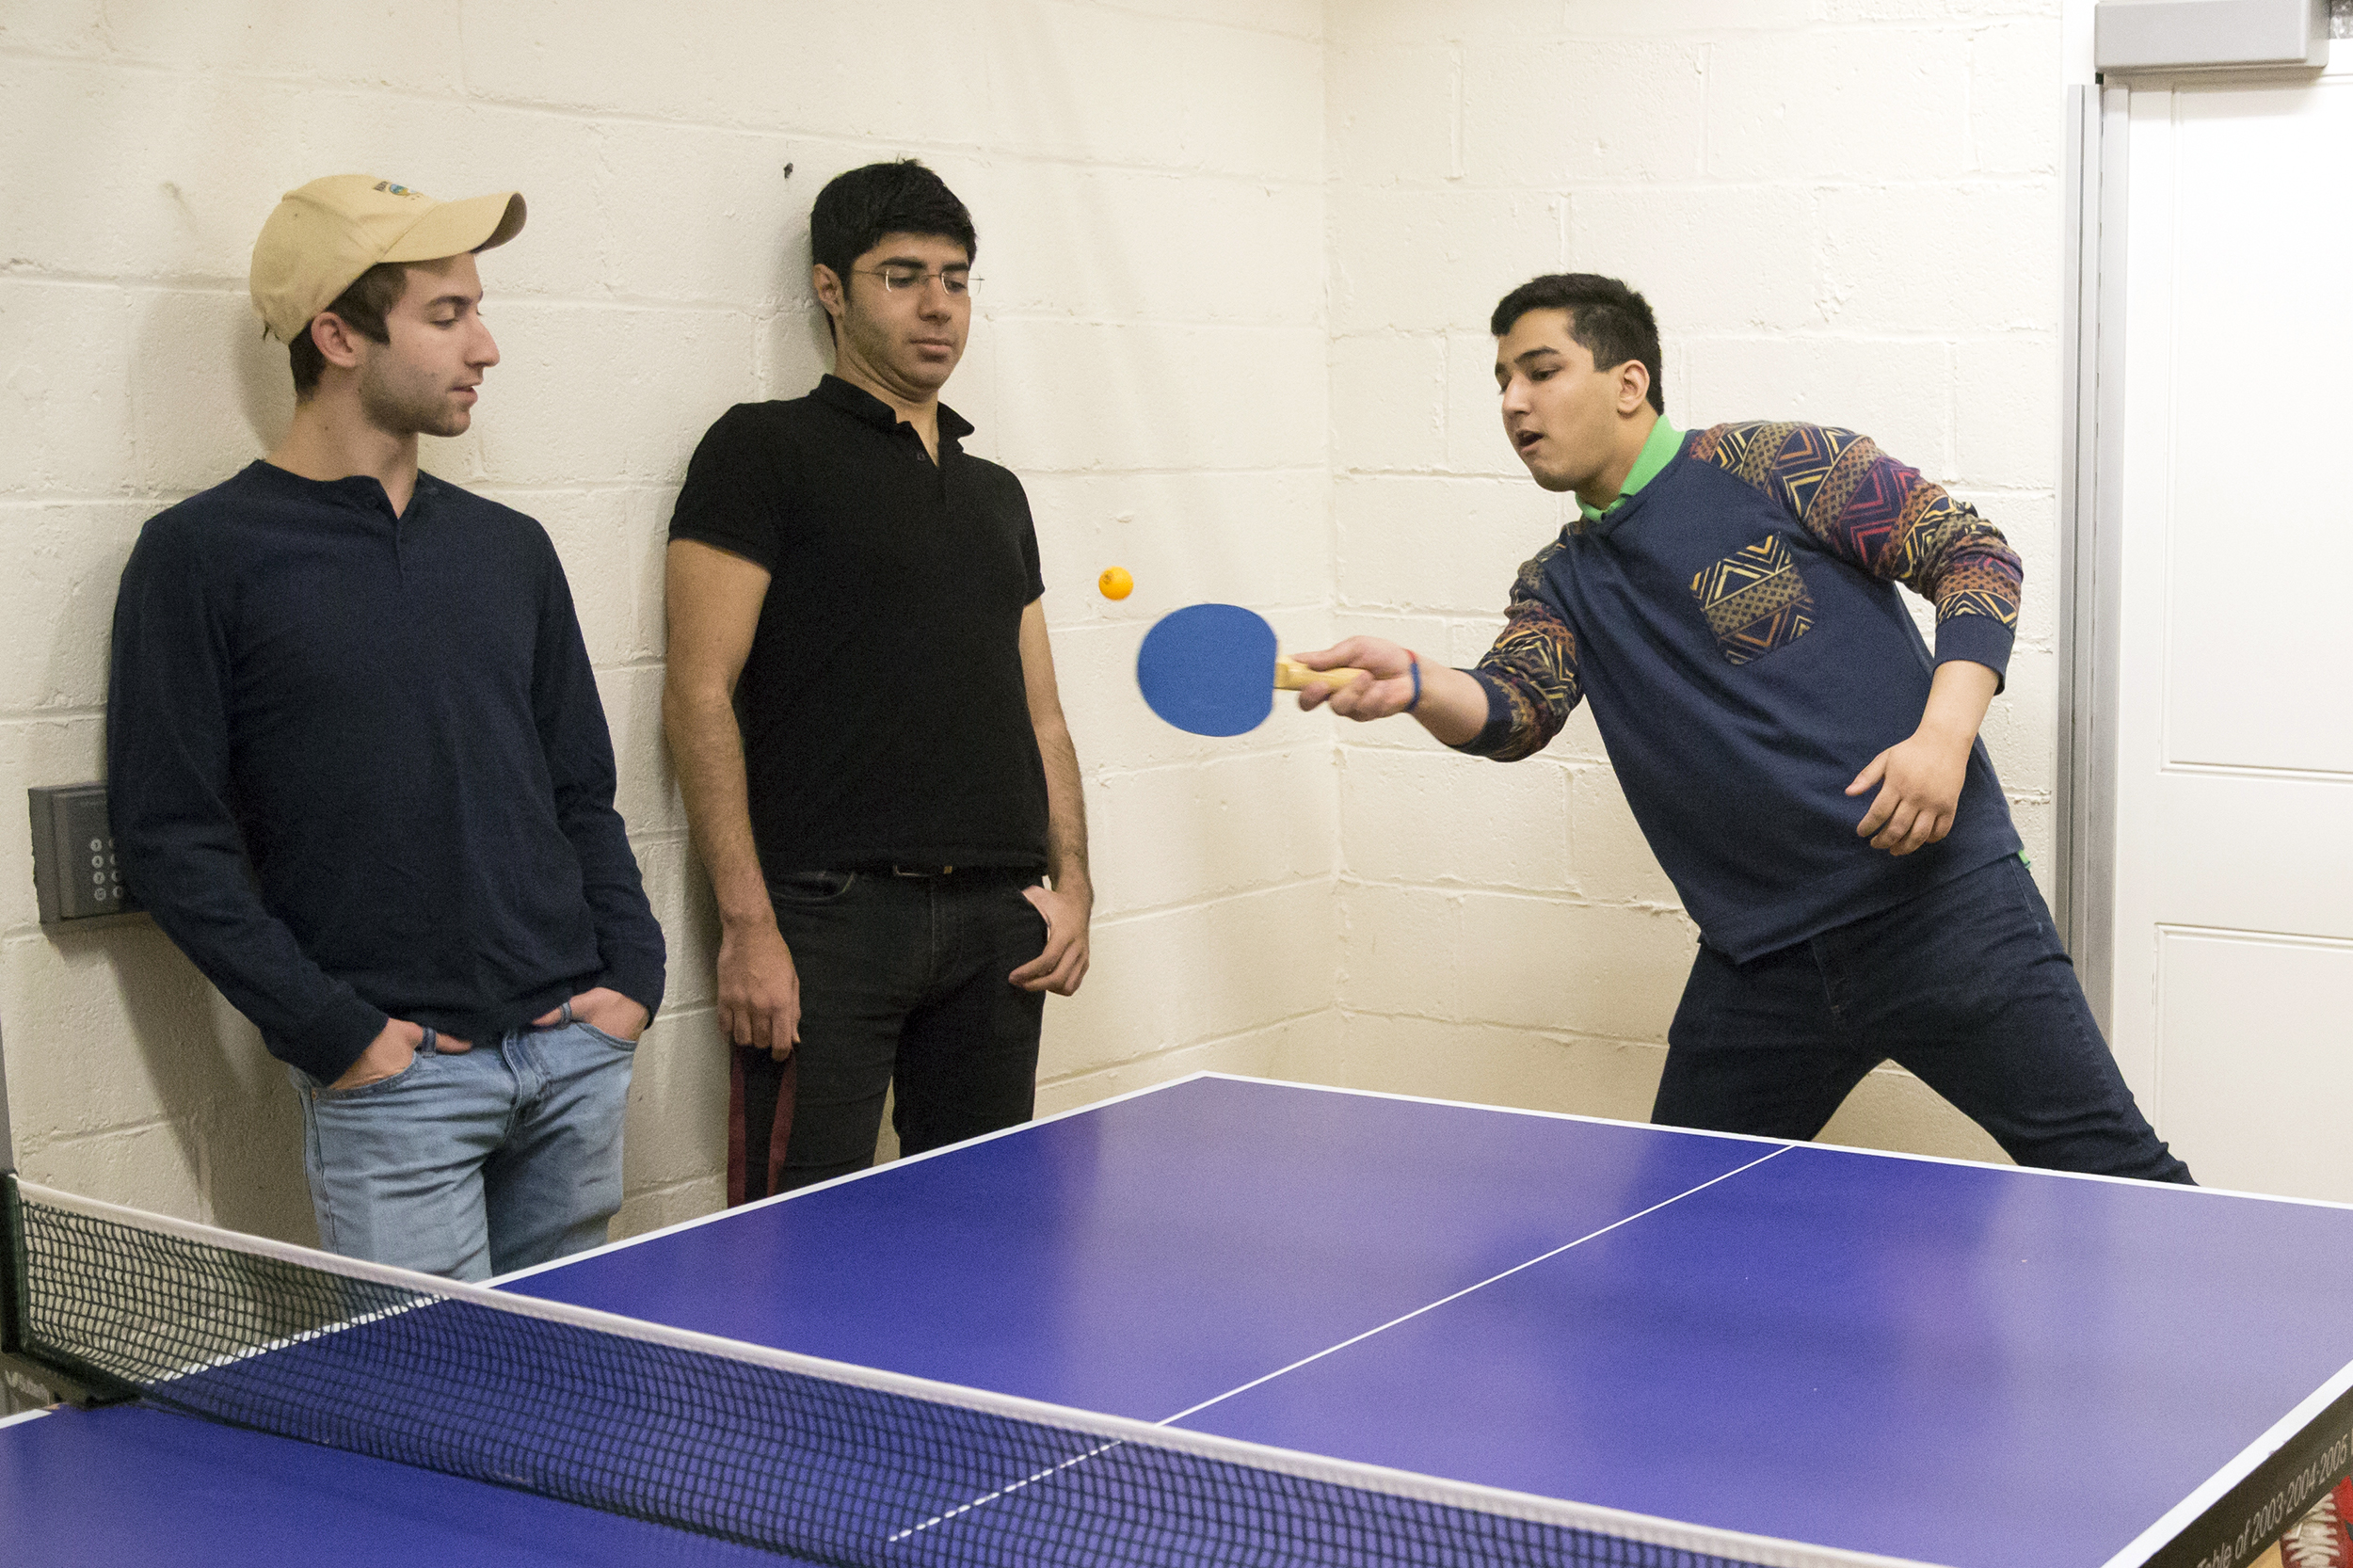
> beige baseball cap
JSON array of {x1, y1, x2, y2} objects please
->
[{"x1": 248, "y1": 174, "x2": 527, "y2": 343}]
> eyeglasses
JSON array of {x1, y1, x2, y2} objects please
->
[{"x1": 853, "y1": 264, "x2": 978, "y2": 297}]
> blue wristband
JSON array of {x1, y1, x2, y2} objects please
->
[{"x1": 1405, "y1": 651, "x2": 1423, "y2": 712}]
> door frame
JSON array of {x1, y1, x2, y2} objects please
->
[{"x1": 2056, "y1": 82, "x2": 2131, "y2": 1040}]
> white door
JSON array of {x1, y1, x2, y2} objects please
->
[{"x1": 2106, "y1": 56, "x2": 2353, "y2": 1199}]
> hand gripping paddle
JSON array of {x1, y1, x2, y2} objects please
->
[{"x1": 1135, "y1": 603, "x2": 1369, "y2": 736}]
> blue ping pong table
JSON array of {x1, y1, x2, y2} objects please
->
[{"x1": 8, "y1": 1071, "x2": 2353, "y2": 1568}]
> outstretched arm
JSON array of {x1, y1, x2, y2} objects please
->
[
  {"x1": 1293, "y1": 545, "x2": 1582, "y2": 761},
  {"x1": 1288, "y1": 638, "x2": 1489, "y2": 745}
]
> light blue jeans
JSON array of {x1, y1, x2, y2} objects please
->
[{"x1": 290, "y1": 1017, "x2": 635, "y2": 1281}]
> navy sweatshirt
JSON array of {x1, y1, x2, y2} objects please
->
[
  {"x1": 1459, "y1": 421, "x2": 2024, "y2": 962},
  {"x1": 107, "y1": 461, "x2": 665, "y2": 1083}
]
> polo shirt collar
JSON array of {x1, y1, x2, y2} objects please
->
[
  {"x1": 1577, "y1": 414, "x2": 1683, "y2": 526},
  {"x1": 813, "y1": 374, "x2": 973, "y2": 446}
]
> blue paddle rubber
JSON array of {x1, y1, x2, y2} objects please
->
[{"x1": 1136, "y1": 602, "x2": 1278, "y2": 737}]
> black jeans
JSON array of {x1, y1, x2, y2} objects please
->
[
  {"x1": 1653, "y1": 854, "x2": 2193, "y2": 1183},
  {"x1": 743, "y1": 868, "x2": 1048, "y2": 1197}
]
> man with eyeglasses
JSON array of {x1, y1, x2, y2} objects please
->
[{"x1": 664, "y1": 160, "x2": 1090, "y2": 1202}]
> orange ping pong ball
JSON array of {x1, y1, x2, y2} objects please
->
[{"x1": 1098, "y1": 567, "x2": 1133, "y2": 600}]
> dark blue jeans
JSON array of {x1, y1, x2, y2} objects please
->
[
  {"x1": 1652, "y1": 854, "x2": 2192, "y2": 1183},
  {"x1": 740, "y1": 867, "x2": 1048, "y2": 1197}
]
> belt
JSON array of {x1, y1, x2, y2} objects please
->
[{"x1": 834, "y1": 862, "x2": 1039, "y2": 879}]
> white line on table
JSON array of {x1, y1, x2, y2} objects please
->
[
  {"x1": 1157, "y1": 1144, "x2": 1793, "y2": 1427},
  {"x1": 885, "y1": 1143, "x2": 1793, "y2": 1547}
]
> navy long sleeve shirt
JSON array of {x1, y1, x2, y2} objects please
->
[
  {"x1": 1458, "y1": 421, "x2": 2025, "y2": 962},
  {"x1": 107, "y1": 460, "x2": 664, "y2": 1084}
]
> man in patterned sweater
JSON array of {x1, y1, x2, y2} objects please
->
[{"x1": 1296, "y1": 273, "x2": 2188, "y2": 1182}]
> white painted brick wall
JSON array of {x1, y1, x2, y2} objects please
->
[
  {"x1": 2, "y1": 0, "x2": 2081, "y2": 1239},
  {"x1": 991, "y1": 321, "x2": 1327, "y2": 472},
  {"x1": 0, "y1": 0, "x2": 1333, "y2": 1240},
  {"x1": 1326, "y1": 0, "x2": 2071, "y2": 1163}
]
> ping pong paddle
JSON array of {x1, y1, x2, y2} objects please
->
[{"x1": 1135, "y1": 602, "x2": 1368, "y2": 736}]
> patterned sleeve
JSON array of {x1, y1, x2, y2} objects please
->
[
  {"x1": 1453, "y1": 542, "x2": 1583, "y2": 762},
  {"x1": 1688, "y1": 422, "x2": 2022, "y2": 680}
]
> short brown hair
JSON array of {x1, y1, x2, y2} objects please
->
[
  {"x1": 1490, "y1": 273, "x2": 1666, "y2": 417},
  {"x1": 287, "y1": 262, "x2": 409, "y2": 399}
]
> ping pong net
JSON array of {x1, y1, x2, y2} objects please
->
[{"x1": 0, "y1": 1174, "x2": 1880, "y2": 1568}]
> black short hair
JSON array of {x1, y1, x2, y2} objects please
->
[
  {"x1": 287, "y1": 262, "x2": 407, "y2": 400},
  {"x1": 1489, "y1": 273, "x2": 1665, "y2": 416},
  {"x1": 809, "y1": 159, "x2": 977, "y2": 284}
]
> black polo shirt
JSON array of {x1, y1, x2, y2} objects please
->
[{"x1": 668, "y1": 376, "x2": 1049, "y2": 875}]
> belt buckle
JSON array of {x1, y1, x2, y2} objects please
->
[{"x1": 890, "y1": 864, "x2": 953, "y2": 877}]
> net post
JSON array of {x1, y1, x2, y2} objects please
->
[{"x1": 1, "y1": 1171, "x2": 141, "y2": 1409}]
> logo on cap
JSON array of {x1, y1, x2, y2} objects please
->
[{"x1": 373, "y1": 182, "x2": 416, "y2": 197}]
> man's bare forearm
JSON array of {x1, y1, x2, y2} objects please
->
[
  {"x1": 1301, "y1": 640, "x2": 1492, "y2": 746},
  {"x1": 1408, "y1": 663, "x2": 1492, "y2": 747},
  {"x1": 1918, "y1": 659, "x2": 1999, "y2": 749},
  {"x1": 663, "y1": 677, "x2": 776, "y2": 931},
  {"x1": 1035, "y1": 715, "x2": 1090, "y2": 899}
]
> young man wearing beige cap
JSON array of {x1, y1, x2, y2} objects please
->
[{"x1": 107, "y1": 176, "x2": 666, "y2": 1279}]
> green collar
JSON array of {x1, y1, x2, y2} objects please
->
[{"x1": 1577, "y1": 415, "x2": 1682, "y2": 523}]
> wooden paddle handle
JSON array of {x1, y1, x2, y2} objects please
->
[{"x1": 1274, "y1": 658, "x2": 1371, "y2": 691}]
